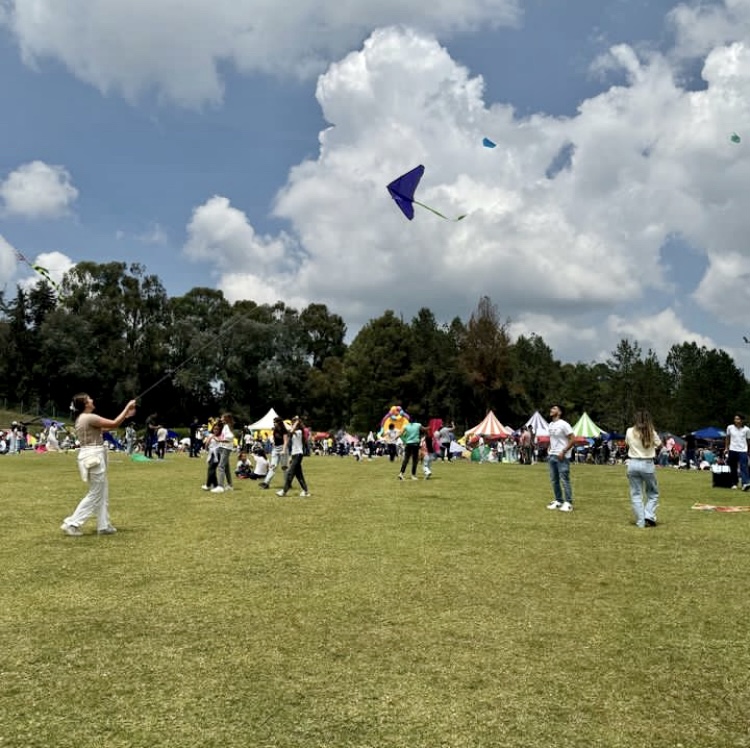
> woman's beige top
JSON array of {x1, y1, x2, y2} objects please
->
[
  {"x1": 75, "y1": 413, "x2": 104, "y2": 447},
  {"x1": 625, "y1": 427, "x2": 661, "y2": 459}
]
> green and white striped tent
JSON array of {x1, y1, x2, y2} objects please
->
[{"x1": 571, "y1": 412, "x2": 603, "y2": 439}]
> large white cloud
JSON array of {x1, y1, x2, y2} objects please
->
[
  {"x1": 0, "y1": 0, "x2": 519, "y2": 106},
  {"x1": 0, "y1": 161, "x2": 79, "y2": 218},
  {"x1": 169, "y1": 2, "x2": 750, "y2": 366},
  {"x1": 184, "y1": 196, "x2": 293, "y2": 271}
]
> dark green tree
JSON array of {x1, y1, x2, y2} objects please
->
[
  {"x1": 344, "y1": 310, "x2": 412, "y2": 433},
  {"x1": 299, "y1": 303, "x2": 347, "y2": 369},
  {"x1": 509, "y1": 333, "x2": 561, "y2": 421},
  {"x1": 457, "y1": 296, "x2": 513, "y2": 424},
  {"x1": 666, "y1": 342, "x2": 750, "y2": 433}
]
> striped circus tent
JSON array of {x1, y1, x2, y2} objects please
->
[
  {"x1": 465, "y1": 411, "x2": 513, "y2": 439},
  {"x1": 571, "y1": 412, "x2": 603, "y2": 439}
]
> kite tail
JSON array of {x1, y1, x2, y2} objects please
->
[{"x1": 413, "y1": 200, "x2": 467, "y2": 222}]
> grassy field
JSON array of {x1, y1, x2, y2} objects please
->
[{"x1": 1, "y1": 452, "x2": 749, "y2": 747}]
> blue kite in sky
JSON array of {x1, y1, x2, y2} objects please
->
[
  {"x1": 482, "y1": 137, "x2": 497, "y2": 148},
  {"x1": 386, "y1": 165, "x2": 466, "y2": 222}
]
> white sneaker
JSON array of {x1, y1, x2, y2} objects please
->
[
  {"x1": 559, "y1": 501, "x2": 573, "y2": 512},
  {"x1": 424, "y1": 470, "x2": 432, "y2": 479},
  {"x1": 276, "y1": 489, "x2": 286, "y2": 497},
  {"x1": 547, "y1": 501, "x2": 562, "y2": 510},
  {"x1": 61, "y1": 523, "x2": 82, "y2": 536},
  {"x1": 410, "y1": 475, "x2": 418, "y2": 481},
  {"x1": 211, "y1": 486, "x2": 225, "y2": 493},
  {"x1": 201, "y1": 485, "x2": 209, "y2": 491},
  {"x1": 225, "y1": 485, "x2": 234, "y2": 491},
  {"x1": 398, "y1": 474, "x2": 404, "y2": 480},
  {"x1": 98, "y1": 526, "x2": 117, "y2": 535},
  {"x1": 299, "y1": 490, "x2": 311, "y2": 497}
]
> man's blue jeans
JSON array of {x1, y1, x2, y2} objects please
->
[
  {"x1": 727, "y1": 451, "x2": 749, "y2": 487},
  {"x1": 548, "y1": 455, "x2": 572, "y2": 504}
]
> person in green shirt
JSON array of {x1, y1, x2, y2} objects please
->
[{"x1": 398, "y1": 420, "x2": 427, "y2": 480}]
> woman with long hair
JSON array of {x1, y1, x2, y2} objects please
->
[
  {"x1": 61, "y1": 394, "x2": 136, "y2": 536},
  {"x1": 625, "y1": 409, "x2": 662, "y2": 528},
  {"x1": 259, "y1": 416, "x2": 289, "y2": 490},
  {"x1": 277, "y1": 416, "x2": 310, "y2": 497}
]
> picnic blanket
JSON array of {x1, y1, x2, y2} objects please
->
[{"x1": 692, "y1": 502, "x2": 750, "y2": 513}]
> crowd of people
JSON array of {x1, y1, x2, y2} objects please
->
[{"x1": 5, "y1": 398, "x2": 750, "y2": 537}]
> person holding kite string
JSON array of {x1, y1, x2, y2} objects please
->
[{"x1": 61, "y1": 394, "x2": 136, "y2": 536}]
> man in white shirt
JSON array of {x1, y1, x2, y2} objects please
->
[
  {"x1": 725, "y1": 414, "x2": 750, "y2": 490},
  {"x1": 547, "y1": 405, "x2": 576, "y2": 512}
]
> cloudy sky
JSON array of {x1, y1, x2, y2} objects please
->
[{"x1": 1, "y1": 0, "x2": 750, "y2": 371}]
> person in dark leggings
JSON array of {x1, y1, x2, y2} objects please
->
[
  {"x1": 398, "y1": 420, "x2": 426, "y2": 480},
  {"x1": 277, "y1": 417, "x2": 310, "y2": 497}
]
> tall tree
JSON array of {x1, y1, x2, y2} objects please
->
[
  {"x1": 457, "y1": 296, "x2": 513, "y2": 424},
  {"x1": 666, "y1": 342, "x2": 750, "y2": 432},
  {"x1": 603, "y1": 339, "x2": 643, "y2": 432},
  {"x1": 344, "y1": 310, "x2": 412, "y2": 433},
  {"x1": 396, "y1": 308, "x2": 463, "y2": 422},
  {"x1": 509, "y1": 333, "x2": 561, "y2": 421},
  {"x1": 299, "y1": 303, "x2": 347, "y2": 369}
]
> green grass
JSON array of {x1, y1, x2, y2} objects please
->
[{"x1": 1, "y1": 453, "x2": 749, "y2": 747}]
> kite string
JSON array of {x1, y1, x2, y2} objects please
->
[
  {"x1": 134, "y1": 312, "x2": 249, "y2": 401},
  {"x1": 413, "y1": 200, "x2": 466, "y2": 222},
  {"x1": 14, "y1": 250, "x2": 62, "y2": 293}
]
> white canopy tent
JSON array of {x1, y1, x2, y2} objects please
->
[
  {"x1": 525, "y1": 410, "x2": 550, "y2": 441},
  {"x1": 247, "y1": 408, "x2": 280, "y2": 432}
]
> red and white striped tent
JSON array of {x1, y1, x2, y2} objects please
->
[{"x1": 464, "y1": 411, "x2": 513, "y2": 440}]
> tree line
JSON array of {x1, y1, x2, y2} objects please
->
[{"x1": 2, "y1": 261, "x2": 748, "y2": 434}]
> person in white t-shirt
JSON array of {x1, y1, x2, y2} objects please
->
[
  {"x1": 250, "y1": 450, "x2": 269, "y2": 480},
  {"x1": 724, "y1": 414, "x2": 750, "y2": 489},
  {"x1": 212, "y1": 413, "x2": 235, "y2": 493},
  {"x1": 156, "y1": 425, "x2": 168, "y2": 459},
  {"x1": 546, "y1": 404, "x2": 576, "y2": 512}
]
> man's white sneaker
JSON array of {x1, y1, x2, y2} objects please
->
[
  {"x1": 410, "y1": 475, "x2": 418, "y2": 481},
  {"x1": 398, "y1": 474, "x2": 404, "y2": 480},
  {"x1": 61, "y1": 523, "x2": 82, "y2": 536},
  {"x1": 546, "y1": 501, "x2": 562, "y2": 510},
  {"x1": 211, "y1": 486, "x2": 225, "y2": 493},
  {"x1": 299, "y1": 491, "x2": 311, "y2": 497},
  {"x1": 201, "y1": 485, "x2": 209, "y2": 491},
  {"x1": 424, "y1": 470, "x2": 432, "y2": 479},
  {"x1": 559, "y1": 501, "x2": 573, "y2": 512},
  {"x1": 98, "y1": 526, "x2": 117, "y2": 535},
  {"x1": 276, "y1": 489, "x2": 286, "y2": 497}
]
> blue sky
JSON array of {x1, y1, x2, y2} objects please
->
[{"x1": 1, "y1": 0, "x2": 749, "y2": 372}]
